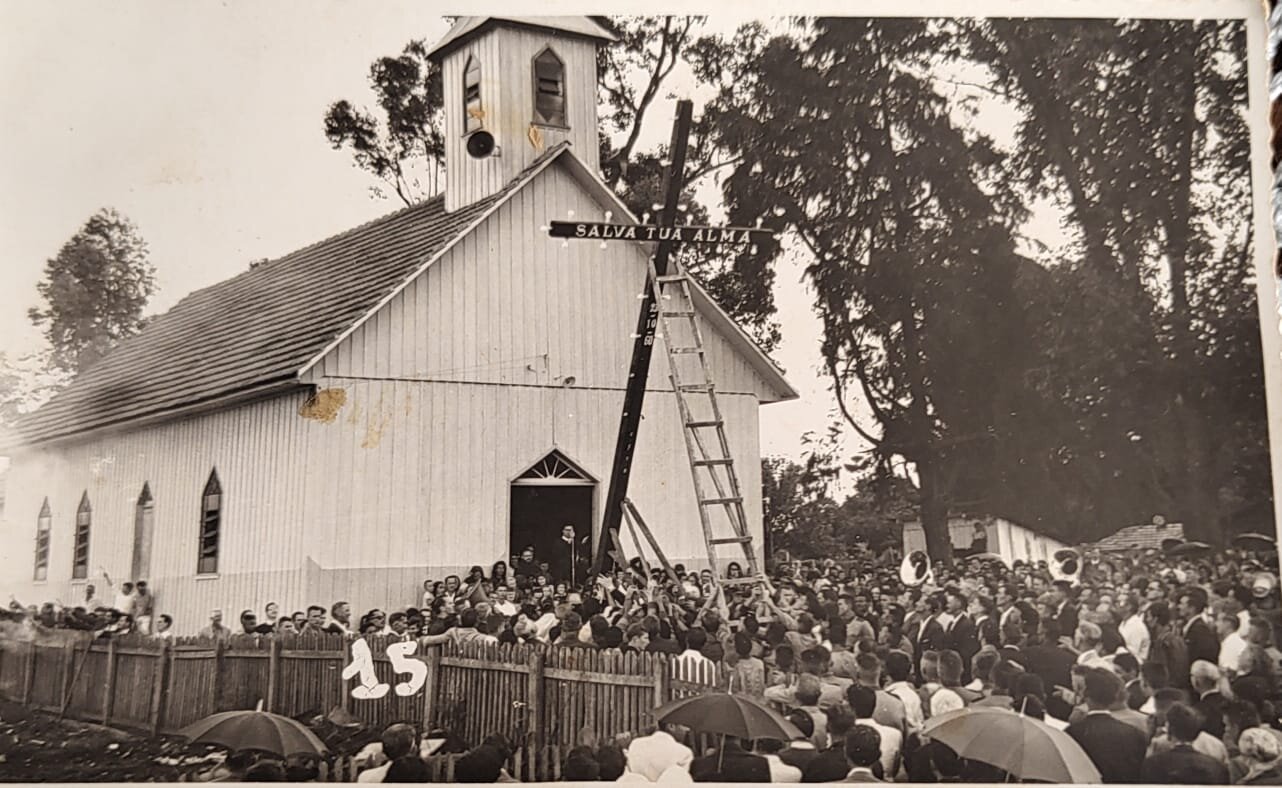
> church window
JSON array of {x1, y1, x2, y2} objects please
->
[
  {"x1": 532, "y1": 48, "x2": 566, "y2": 127},
  {"x1": 464, "y1": 55, "x2": 482, "y2": 133},
  {"x1": 34, "y1": 498, "x2": 50, "y2": 581},
  {"x1": 198, "y1": 469, "x2": 222, "y2": 575},
  {"x1": 72, "y1": 492, "x2": 91, "y2": 579}
]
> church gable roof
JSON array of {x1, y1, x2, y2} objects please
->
[
  {"x1": 11, "y1": 147, "x2": 568, "y2": 449},
  {"x1": 426, "y1": 16, "x2": 617, "y2": 60},
  {"x1": 12, "y1": 143, "x2": 794, "y2": 450}
]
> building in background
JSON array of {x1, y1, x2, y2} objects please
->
[
  {"x1": 0, "y1": 17, "x2": 795, "y2": 633},
  {"x1": 902, "y1": 514, "x2": 1070, "y2": 567}
]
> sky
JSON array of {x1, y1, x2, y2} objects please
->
[{"x1": 0, "y1": 4, "x2": 864, "y2": 479}]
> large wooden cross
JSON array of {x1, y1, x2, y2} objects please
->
[{"x1": 544, "y1": 99, "x2": 772, "y2": 577}]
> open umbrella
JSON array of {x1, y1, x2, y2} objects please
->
[
  {"x1": 179, "y1": 706, "x2": 329, "y2": 759},
  {"x1": 1235, "y1": 533, "x2": 1277, "y2": 552},
  {"x1": 921, "y1": 705, "x2": 1100, "y2": 784},
  {"x1": 1168, "y1": 541, "x2": 1213, "y2": 557},
  {"x1": 653, "y1": 693, "x2": 801, "y2": 742}
]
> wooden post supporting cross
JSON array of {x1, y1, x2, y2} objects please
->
[{"x1": 573, "y1": 99, "x2": 774, "y2": 576}]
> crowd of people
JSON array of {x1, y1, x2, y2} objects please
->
[{"x1": 8, "y1": 531, "x2": 1282, "y2": 783}]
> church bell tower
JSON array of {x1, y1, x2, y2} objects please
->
[{"x1": 427, "y1": 17, "x2": 616, "y2": 212}]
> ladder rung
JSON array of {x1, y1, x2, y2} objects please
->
[
  {"x1": 669, "y1": 346, "x2": 703, "y2": 354},
  {"x1": 678, "y1": 383, "x2": 714, "y2": 392},
  {"x1": 660, "y1": 310, "x2": 697, "y2": 318},
  {"x1": 687, "y1": 420, "x2": 724, "y2": 428},
  {"x1": 710, "y1": 536, "x2": 753, "y2": 545},
  {"x1": 656, "y1": 274, "x2": 688, "y2": 283},
  {"x1": 700, "y1": 496, "x2": 743, "y2": 505},
  {"x1": 692, "y1": 458, "x2": 733, "y2": 466}
]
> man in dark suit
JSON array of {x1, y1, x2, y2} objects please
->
[
  {"x1": 1051, "y1": 580, "x2": 1078, "y2": 639},
  {"x1": 1016, "y1": 619, "x2": 1077, "y2": 693},
  {"x1": 912, "y1": 594, "x2": 947, "y2": 678},
  {"x1": 802, "y1": 708, "x2": 856, "y2": 782},
  {"x1": 1190, "y1": 660, "x2": 1227, "y2": 739},
  {"x1": 690, "y1": 735, "x2": 771, "y2": 782},
  {"x1": 1180, "y1": 588, "x2": 1220, "y2": 668},
  {"x1": 1141, "y1": 702, "x2": 1230, "y2": 784},
  {"x1": 549, "y1": 524, "x2": 590, "y2": 587},
  {"x1": 839, "y1": 726, "x2": 884, "y2": 782},
  {"x1": 1066, "y1": 668, "x2": 1148, "y2": 783},
  {"x1": 944, "y1": 591, "x2": 979, "y2": 680}
]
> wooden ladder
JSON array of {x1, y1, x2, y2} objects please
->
[{"x1": 646, "y1": 255, "x2": 771, "y2": 597}]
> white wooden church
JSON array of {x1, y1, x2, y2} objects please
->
[{"x1": 0, "y1": 16, "x2": 795, "y2": 633}]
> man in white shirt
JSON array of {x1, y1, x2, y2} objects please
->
[
  {"x1": 883, "y1": 651, "x2": 925, "y2": 733},
  {"x1": 356, "y1": 723, "x2": 418, "y2": 783},
  {"x1": 1118, "y1": 593, "x2": 1151, "y2": 662},
  {"x1": 848, "y1": 685, "x2": 901, "y2": 778},
  {"x1": 1216, "y1": 612, "x2": 1248, "y2": 677},
  {"x1": 674, "y1": 628, "x2": 715, "y2": 680},
  {"x1": 490, "y1": 586, "x2": 518, "y2": 617}
]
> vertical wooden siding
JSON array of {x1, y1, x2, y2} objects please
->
[
  {"x1": 312, "y1": 162, "x2": 781, "y2": 403},
  {"x1": 441, "y1": 29, "x2": 601, "y2": 212},
  {"x1": 0, "y1": 393, "x2": 315, "y2": 634}
]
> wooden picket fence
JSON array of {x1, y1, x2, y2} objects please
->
[{"x1": 0, "y1": 629, "x2": 723, "y2": 781}]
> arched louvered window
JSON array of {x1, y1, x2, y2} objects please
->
[
  {"x1": 132, "y1": 483, "x2": 154, "y2": 581},
  {"x1": 198, "y1": 470, "x2": 222, "y2": 575},
  {"x1": 532, "y1": 48, "x2": 566, "y2": 127},
  {"x1": 34, "y1": 498, "x2": 51, "y2": 581},
  {"x1": 463, "y1": 55, "x2": 482, "y2": 133},
  {"x1": 72, "y1": 492, "x2": 91, "y2": 579}
]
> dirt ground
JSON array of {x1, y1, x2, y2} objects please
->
[{"x1": 0, "y1": 700, "x2": 215, "y2": 782}]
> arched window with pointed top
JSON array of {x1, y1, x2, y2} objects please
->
[
  {"x1": 132, "y1": 483, "x2": 155, "y2": 581},
  {"x1": 198, "y1": 470, "x2": 222, "y2": 575},
  {"x1": 34, "y1": 498, "x2": 51, "y2": 581},
  {"x1": 463, "y1": 55, "x2": 482, "y2": 134},
  {"x1": 532, "y1": 47, "x2": 566, "y2": 127},
  {"x1": 72, "y1": 492, "x2": 91, "y2": 579}
]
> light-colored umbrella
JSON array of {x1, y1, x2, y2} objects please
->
[
  {"x1": 654, "y1": 693, "x2": 801, "y2": 742},
  {"x1": 179, "y1": 706, "x2": 329, "y2": 758},
  {"x1": 921, "y1": 705, "x2": 1101, "y2": 784}
]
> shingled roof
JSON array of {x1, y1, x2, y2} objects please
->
[
  {"x1": 1091, "y1": 521, "x2": 1186, "y2": 552},
  {"x1": 11, "y1": 147, "x2": 573, "y2": 449}
]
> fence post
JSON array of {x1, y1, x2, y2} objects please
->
[
  {"x1": 61, "y1": 637, "x2": 77, "y2": 713},
  {"x1": 266, "y1": 637, "x2": 281, "y2": 713},
  {"x1": 338, "y1": 637, "x2": 351, "y2": 715},
  {"x1": 652, "y1": 656, "x2": 670, "y2": 710},
  {"x1": 21, "y1": 640, "x2": 35, "y2": 706},
  {"x1": 527, "y1": 651, "x2": 545, "y2": 758},
  {"x1": 211, "y1": 639, "x2": 226, "y2": 712},
  {"x1": 102, "y1": 638, "x2": 117, "y2": 725},
  {"x1": 150, "y1": 640, "x2": 170, "y2": 735},
  {"x1": 421, "y1": 645, "x2": 441, "y2": 729}
]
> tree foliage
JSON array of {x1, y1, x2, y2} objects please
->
[
  {"x1": 706, "y1": 17, "x2": 1267, "y2": 555},
  {"x1": 324, "y1": 40, "x2": 446, "y2": 206},
  {"x1": 28, "y1": 208, "x2": 156, "y2": 375}
]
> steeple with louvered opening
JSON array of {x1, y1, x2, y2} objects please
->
[{"x1": 427, "y1": 17, "x2": 616, "y2": 212}]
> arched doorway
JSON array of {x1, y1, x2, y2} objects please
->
[{"x1": 509, "y1": 450, "x2": 595, "y2": 585}]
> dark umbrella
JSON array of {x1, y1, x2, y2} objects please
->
[
  {"x1": 1235, "y1": 533, "x2": 1277, "y2": 552},
  {"x1": 654, "y1": 693, "x2": 801, "y2": 741},
  {"x1": 179, "y1": 707, "x2": 329, "y2": 759},
  {"x1": 1168, "y1": 541, "x2": 1213, "y2": 557}
]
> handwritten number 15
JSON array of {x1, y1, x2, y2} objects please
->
[{"x1": 341, "y1": 640, "x2": 427, "y2": 699}]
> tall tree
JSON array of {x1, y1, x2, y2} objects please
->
[
  {"x1": 324, "y1": 40, "x2": 446, "y2": 207},
  {"x1": 702, "y1": 19, "x2": 1027, "y2": 561},
  {"x1": 967, "y1": 18, "x2": 1265, "y2": 542},
  {"x1": 29, "y1": 208, "x2": 156, "y2": 375}
]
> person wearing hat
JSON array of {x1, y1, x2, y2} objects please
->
[{"x1": 1051, "y1": 580, "x2": 1078, "y2": 639}]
